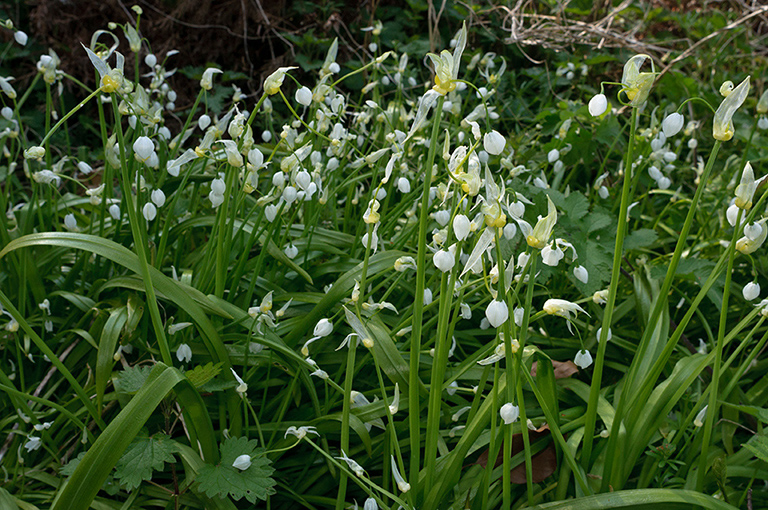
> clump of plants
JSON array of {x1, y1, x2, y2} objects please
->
[{"x1": 1, "y1": 5, "x2": 767, "y2": 510}]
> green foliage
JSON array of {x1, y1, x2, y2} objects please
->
[
  {"x1": 114, "y1": 433, "x2": 178, "y2": 490},
  {"x1": 196, "y1": 437, "x2": 276, "y2": 504}
]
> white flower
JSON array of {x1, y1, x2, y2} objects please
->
[
  {"x1": 500, "y1": 403, "x2": 519, "y2": 424},
  {"x1": 391, "y1": 456, "x2": 410, "y2": 492},
  {"x1": 588, "y1": 93, "x2": 608, "y2": 116},
  {"x1": 397, "y1": 177, "x2": 411, "y2": 193},
  {"x1": 295, "y1": 86, "x2": 312, "y2": 106},
  {"x1": 64, "y1": 213, "x2": 78, "y2": 232},
  {"x1": 426, "y1": 22, "x2": 467, "y2": 95},
  {"x1": 593, "y1": 289, "x2": 608, "y2": 305},
  {"x1": 109, "y1": 204, "x2": 121, "y2": 220},
  {"x1": 284, "y1": 425, "x2": 319, "y2": 440},
  {"x1": 14, "y1": 31, "x2": 28, "y2": 46},
  {"x1": 541, "y1": 242, "x2": 564, "y2": 266},
  {"x1": 24, "y1": 146, "x2": 45, "y2": 160},
  {"x1": 694, "y1": 405, "x2": 707, "y2": 427},
  {"x1": 745, "y1": 222, "x2": 763, "y2": 241},
  {"x1": 336, "y1": 450, "x2": 365, "y2": 477},
  {"x1": 176, "y1": 343, "x2": 192, "y2": 363},
  {"x1": 743, "y1": 282, "x2": 760, "y2": 301},
  {"x1": 433, "y1": 247, "x2": 455, "y2": 272},
  {"x1": 574, "y1": 265, "x2": 589, "y2": 284},
  {"x1": 597, "y1": 327, "x2": 612, "y2": 342},
  {"x1": 621, "y1": 54, "x2": 654, "y2": 107},
  {"x1": 662, "y1": 112, "x2": 684, "y2": 137},
  {"x1": 726, "y1": 204, "x2": 740, "y2": 227},
  {"x1": 133, "y1": 136, "x2": 155, "y2": 163},
  {"x1": 453, "y1": 214, "x2": 470, "y2": 241},
  {"x1": 151, "y1": 189, "x2": 166, "y2": 207},
  {"x1": 200, "y1": 67, "x2": 223, "y2": 90},
  {"x1": 713, "y1": 76, "x2": 750, "y2": 141},
  {"x1": 0, "y1": 76, "x2": 16, "y2": 99},
  {"x1": 574, "y1": 349, "x2": 593, "y2": 369},
  {"x1": 77, "y1": 161, "x2": 93, "y2": 174},
  {"x1": 264, "y1": 66, "x2": 298, "y2": 95},
  {"x1": 483, "y1": 130, "x2": 506, "y2": 155},
  {"x1": 389, "y1": 383, "x2": 400, "y2": 415},
  {"x1": 485, "y1": 300, "x2": 509, "y2": 328},
  {"x1": 24, "y1": 436, "x2": 42, "y2": 452},
  {"x1": 543, "y1": 298, "x2": 589, "y2": 321},
  {"x1": 230, "y1": 368, "x2": 248, "y2": 395},
  {"x1": 364, "y1": 498, "x2": 378, "y2": 510},
  {"x1": 232, "y1": 454, "x2": 252, "y2": 470},
  {"x1": 547, "y1": 149, "x2": 560, "y2": 163},
  {"x1": 142, "y1": 203, "x2": 157, "y2": 221},
  {"x1": 169, "y1": 322, "x2": 193, "y2": 334},
  {"x1": 735, "y1": 162, "x2": 757, "y2": 210}
]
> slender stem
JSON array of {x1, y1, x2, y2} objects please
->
[
  {"x1": 697, "y1": 208, "x2": 741, "y2": 489},
  {"x1": 409, "y1": 94, "x2": 445, "y2": 497},
  {"x1": 582, "y1": 107, "x2": 637, "y2": 472}
]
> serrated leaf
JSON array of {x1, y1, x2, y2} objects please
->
[
  {"x1": 742, "y1": 435, "x2": 768, "y2": 464},
  {"x1": 60, "y1": 452, "x2": 86, "y2": 476},
  {"x1": 624, "y1": 228, "x2": 658, "y2": 251},
  {"x1": 113, "y1": 365, "x2": 153, "y2": 394},
  {"x1": 113, "y1": 433, "x2": 177, "y2": 490},
  {"x1": 186, "y1": 362, "x2": 224, "y2": 388},
  {"x1": 199, "y1": 377, "x2": 238, "y2": 393},
  {"x1": 195, "y1": 437, "x2": 276, "y2": 504}
]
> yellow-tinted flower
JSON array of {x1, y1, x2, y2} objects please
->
[
  {"x1": 426, "y1": 22, "x2": 467, "y2": 95},
  {"x1": 621, "y1": 54, "x2": 655, "y2": 107},
  {"x1": 713, "y1": 77, "x2": 750, "y2": 142}
]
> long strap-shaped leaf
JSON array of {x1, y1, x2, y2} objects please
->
[
  {"x1": 0, "y1": 233, "x2": 230, "y2": 365},
  {"x1": 50, "y1": 363, "x2": 218, "y2": 510},
  {"x1": 527, "y1": 488, "x2": 738, "y2": 509}
]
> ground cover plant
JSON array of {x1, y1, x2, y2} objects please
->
[{"x1": 1, "y1": 1, "x2": 768, "y2": 509}]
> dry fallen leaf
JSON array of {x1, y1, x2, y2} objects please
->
[{"x1": 530, "y1": 359, "x2": 579, "y2": 379}]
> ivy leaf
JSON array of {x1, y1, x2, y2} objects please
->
[
  {"x1": 196, "y1": 437, "x2": 276, "y2": 504},
  {"x1": 114, "y1": 433, "x2": 178, "y2": 490}
]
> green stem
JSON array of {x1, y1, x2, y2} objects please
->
[
  {"x1": 409, "y1": 94, "x2": 445, "y2": 496},
  {"x1": 582, "y1": 107, "x2": 638, "y2": 472},
  {"x1": 697, "y1": 208, "x2": 741, "y2": 490}
]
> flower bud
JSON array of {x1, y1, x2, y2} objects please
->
[
  {"x1": 295, "y1": 86, "x2": 312, "y2": 106},
  {"x1": 574, "y1": 349, "x2": 593, "y2": 369},
  {"x1": 232, "y1": 454, "x2": 252, "y2": 471},
  {"x1": 588, "y1": 93, "x2": 607, "y2": 116},
  {"x1": 662, "y1": 112, "x2": 684, "y2": 137},
  {"x1": 485, "y1": 300, "x2": 509, "y2": 328},
  {"x1": 433, "y1": 249, "x2": 455, "y2": 272},
  {"x1": 574, "y1": 265, "x2": 589, "y2": 284},
  {"x1": 133, "y1": 136, "x2": 155, "y2": 162},
  {"x1": 743, "y1": 282, "x2": 760, "y2": 301},
  {"x1": 500, "y1": 403, "x2": 519, "y2": 424},
  {"x1": 483, "y1": 130, "x2": 506, "y2": 155},
  {"x1": 200, "y1": 67, "x2": 222, "y2": 91}
]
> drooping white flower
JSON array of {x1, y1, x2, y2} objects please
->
[
  {"x1": 743, "y1": 282, "x2": 761, "y2": 301},
  {"x1": 64, "y1": 213, "x2": 78, "y2": 232},
  {"x1": 336, "y1": 450, "x2": 365, "y2": 477},
  {"x1": 14, "y1": 31, "x2": 28, "y2": 46},
  {"x1": 142, "y1": 202, "x2": 157, "y2": 221},
  {"x1": 391, "y1": 456, "x2": 410, "y2": 492},
  {"x1": 284, "y1": 425, "x2": 319, "y2": 440},
  {"x1": 264, "y1": 66, "x2": 298, "y2": 95},
  {"x1": 574, "y1": 265, "x2": 589, "y2": 284},
  {"x1": 734, "y1": 162, "x2": 757, "y2": 210},
  {"x1": 295, "y1": 86, "x2": 312, "y2": 106},
  {"x1": 500, "y1": 403, "x2": 519, "y2": 424},
  {"x1": 662, "y1": 112, "x2": 684, "y2": 137},
  {"x1": 574, "y1": 349, "x2": 593, "y2": 369},
  {"x1": 597, "y1": 327, "x2": 612, "y2": 342},
  {"x1": 133, "y1": 136, "x2": 155, "y2": 163},
  {"x1": 200, "y1": 67, "x2": 223, "y2": 90},
  {"x1": 230, "y1": 368, "x2": 248, "y2": 396},
  {"x1": 621, "y1": 54, "x2": 655, "y2": 107},
  {"x1": 151, "y1": 189, "x2": 166, "y2": 207},
  {"x1": 543, "y1": 298, "x2": 589, "y2": 321},
  {"x1": 433, "y1": 245, "x2": 456, "y2": 273},
  {"x1": 24, "y1": 436, "x2": 42, "y2": 452},
  {"x1": 176, "y1": 343, "x2": 192, "y2": 363},
  {"x1": 693, "y1": 405, "x2": 707, "y2": 427},
  {"x1": 588, "y1": 93, "x2": 608, "y2": 116},
  {"x1": 547, "y1": 149, "x2": 560, "y2": 163},
  {"x1": 453, "y1": 214, "x2": 470, "y2": 241},
  {"x1": 232, "y1": 454, "x2": 252, "y2": 470},
  {"x1": 483, "y1": 130, "x2": 506, "y2": 155},
  {"x1": 485, "y1": 300, "x2": 509, "y2": 328}
]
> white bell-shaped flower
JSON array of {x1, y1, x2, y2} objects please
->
[
  {"x1": 434, "y1": 248, "x2": 455, "y2": 273},
  {"x1": 151, "y1": 189, "x2": 166, "y2": 207},
  {"x1": 588, "y1": 93, "x2": 608, "y2": 116},
  {"x1": 500, "y1": 403, "x2": 519, "y2": 424},
  {"x1": 133, "y1": 136, "x2": 155, "y2": 163},
  {"x1": 574, "y1": 265, "x2": 589, "y2": 284},
  {"x1": 483, "y1": 130, "x2": 506, "y2": 155},
  {"x1": 485, "y1": 299, "x2": 509, "y2": 328},
  {"x1": 176, "y1": 343, "x2": 192, "y2": 363},
  {"x1": 743, "y1": 282, "x2": 761, "y2": 301},
  {"x1": 574, "y1": 349, "x2": 593, "y2": 369},
  {"x1": 295, "y1": 86, "x2": 312, "y2": 106},
  {"x1": 662, "y1": 112, "x2": 684, "y2": 137},
  {"x1": 142, "y1": 202, "x2": 157, "y2": 221},
  {"x1": 547, "y1": 149, "x2": 560, "y2": 163},
  {"x1": 453, "y1": 214, "x2": 470, "y2": 241}
]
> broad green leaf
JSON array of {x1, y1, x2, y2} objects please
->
[
  {"x1": 0, "y1": 487, "x2": 20, "y2": 510},
  {"x1": 113, "y1": 365, "x2": 153, "y2": 395},
  {"x1": 114, "y1": 433, "x2": 177, "y2": 490},
  {"x1": 623, "y1": 228, "x2": 658, "y2": 251},
  {"x1": 195, "y1": 437, "x2": 276, "y2": 504}
]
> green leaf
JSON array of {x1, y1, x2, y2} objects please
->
[
  {"x1": 624, "y1": 228, "x2": 658, "y2": 251},
  {"x1": 196, "y1": 437, "x2": 276, "y2": 504},
  {"x1": 114, "y1": 433, "x2": 177, "y2": 490},
  {"x1": 60, "y1": 453, "x2": 86, "y2": 476},
  {"x1": 742, "y1": 435, "x2": 768, "y2": 464},
  {"x1": 186, "y1": 362, "x2": 224, "y2": 388},
  {"x1": 113, "y1": 365, "x2": 153, "y2": 394},
  {"x1": 528, "y1": 488, "x2": 739, "y2": 509}
]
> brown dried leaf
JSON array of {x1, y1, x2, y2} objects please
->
[
  {"x1": 530, "y1": 359, "x2": 579, "y2": 379},
  {"x1": 474, "y1": 429, "x2": 557, "y2": 484}
]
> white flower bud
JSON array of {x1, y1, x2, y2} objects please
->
[
  {"x1": 200, "y1": 67, "x2": 223, "y2": 90},
  {"x1": 574, "y1": 265, "x2": 589, "y2": 284},
  {"x1": 232, "y1": 454, "x2": 252, "y2": 470},
  {"x1": 313, "y1": 318, "x2": 333, "y2": 337},
  {"x1": 1, "y1": 106, "x2": 11, "y2": 120},
  {"x1": 77, "y1": 161, "x2": 93, "y2": 174},
  {"x1": 109, "y1": 204, "x2": 121, "y2": 220},
  {"x1": 500, "y1": 403, "x2": 519, "y2": 424},
  {"x1": 745, "y1": 222, "x2": 763, "y2": 241},
  {"x1": 397, "y1": 177, "x2": 411, "y2": 193},
  {"x1": 285, "y1": 244, "x2": 298, "y2": 259},
  {"x1": 423, "y1": 288, "x2": 433, "y2": 306},
  {"x1": 588, "y1": 93, "x2": 608, "y2": 116},
  {"x1": 265, "y1": 204, "x2": 277, "y2": 222},
  {"x1": 198, "y1": 114, "x2": 211, "y2": 130},
  {"x1": 64, "y1": 213, "x2": 78, "y2": 231},
  {"x1": 453, "y1": 214, "x2": 470, "y2": 241},
  {"x1": 433, "y1": 249, "x2": 455, "y2": 272},
  {"x1": 14, "y1": 31, "x2": 28, "y2": 46},
  {"x1": 176, "y1": 343, "x2": 192, "y2": 363},
  {"x1": 133, "y1": 136, "x2": 155, "y2": 162},
  {"x1": 726, "y1": 204, "x2": 740, "y2": 227},
  {"x1": 144, "y1": 54, "x2": 157, "y2": 67},
  {"x1": 547, "y1": 149, "x2": 560, "y2": 163}
]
